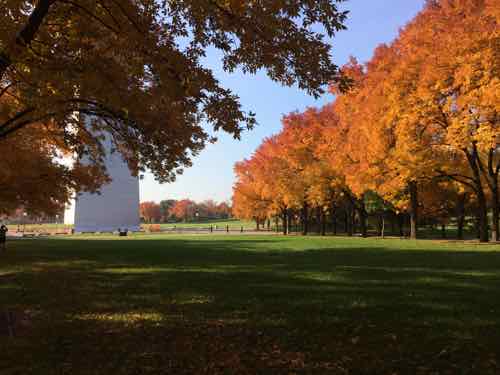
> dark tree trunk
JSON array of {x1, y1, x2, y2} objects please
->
[
  {"x1": 477, "y1": 147, "x2": 499, "y2": 241},
  {"x1": 441, "y1": 223, "x2": 446, "y2": 239},
  {"x1": 343, "y1": 208, "x2": 349, "y2": 235},
  {"x1": 464, "y1": 145, "x2": 489, "y2": 242},
  {"x1": 456, "y1": 193, "x2": 466, "y2": 240},
  {"x1": 380, "y1": 213, "x2": 385, "y2": 238},
  {"x1": 321, "y1": 209, "x2": 326, "y2": 236},
  {"x1": 409, "y1": 181, "x2": 418, "y2": 239},
  {"x1": 488, "y1": 149, "x2": 499, "y2": 241},
  {"x1": 331, "y1": 205, "x2": 337, "y2": 235},
  {"x1": 346, "y1": 206, "x2": 353, "y2": 237},
  {"x1": 302, "y1": 202, "x2": 309, "y2": 236},
  {"x1": 397, "y1": 213, "x2": 405, "y2": 237},
  {"x1": 492, "y1": 184, "x2": 499, "y2": 242},
  {"x1": 390, "y1": 213, "x2": 396, "y2": 236},
  {"x1": 351, "y1": 205, "x2": 356, "y2": 235},
  {"x1": 315, "y1": 206, "x2": 320, "y2": 234},
  {"x1": 357, "y1": 198, "x2": 368, "y2": 238},
  {"x1": 282, "y1": 209, "x2": 288, "y2": 235},
  {"x1": 267, "y1": 219, "x2": 271, "y2": 231},
  {"x1": 476, "y1": 192, "x2": 488, "y2": 242}
]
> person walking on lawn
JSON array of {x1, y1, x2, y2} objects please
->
[{"x1": 0, "y1": 224, "x2": 8, "y2": 252}]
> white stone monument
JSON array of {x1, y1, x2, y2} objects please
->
[{"x1": 64, "y1": 119, "x2": 140, "y2": 232}]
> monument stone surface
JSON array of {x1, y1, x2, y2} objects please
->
[{"x1": 64, "y1": 122, "x2": 140, "y2": 232}]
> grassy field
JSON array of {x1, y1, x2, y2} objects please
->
[
  {"x1": 13, "y1": 219, "x2": 257, "y2": 233},
  {"x1": 155, "y1": 218, "x2": 256, "y2": 230},
  {"x1": 1, "y1": 235, "x2": 500, "y2": 374}
]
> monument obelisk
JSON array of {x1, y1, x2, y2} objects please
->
[{"x1": 64, "y1": 118, "x2": 140, "y2": 232}]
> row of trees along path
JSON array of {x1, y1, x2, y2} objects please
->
[{"x1": 233, "y1": 0, "x2": 499, "y2": 242}]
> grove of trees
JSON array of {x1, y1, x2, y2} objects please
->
[
  {"x1": 232, "y1": 0, "x2": 499, "y2": 242},
  {"x1": 140, "y1": 199, "x2": 231, "y2": 223}
]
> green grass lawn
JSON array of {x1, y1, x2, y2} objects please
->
[
  {"x1": 155, "y1": 218, "x2": 256, "y2": 230},
  {"x1": 1, "y1": 235, "x2": 500, "y2": 374}
]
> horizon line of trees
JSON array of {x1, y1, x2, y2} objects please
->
[
  {"x1": 232, "y1": 0, "x2": 499, "y2": 242},
  {"x1": 140, "y1": 199, "x2": 232, "y2": 223}
]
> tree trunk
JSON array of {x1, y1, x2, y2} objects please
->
[
  {"x1": 464, "y1": 146, "x2": 489, "y2": 242},
  {"x1": 346, "y1": 206, "x2": 353, "y2": 237},
  {"x1": 357, "y1": 198, "x2": 368, "y2": 238},
  {"x1": 302, "y1": 202, "x2": 309, "y2": 236},
  {"x1": 488, "y1": 156, "x2": 499, "y2": 241},
  {"x1": 282, "y1": 209, "x2": 288, "y2": 235},
  {"x1": 351, "y1": 205, "x2": 356, "y2": 235},
  {"x1": 344, "y1": 208, "x2": 349, "y2": 235},
  {"x1": 476, "y1": 192, "x2": 489, "y2": 242},
  {"x1": 381, "y1": 214, "x2": 385, "y2": 238},
  {"x1": 409, "y1": 181, "x2": 418, "y2": 239},
  {"x1": 492, "y1": 184, "x2": 499, "y2": 242},
  {"x1": 456, "y1": 193, "x2": 466, "y2": 240},
  {"x1": 331, "y1": 205, "x2": 337, "y2": 235},
  {"x1": 267, "y1": 219, "x2": 271, "y2": 231},
  {"x1": 315, "y1": 206, "x2": 322, "y2": 234},
  {"x1": 441, "y1": 223, "x2": 446, "y2": 239},
  {"x1": 397, "y1": 213, "x2": 405, "y2": 237},
  {"x1": 321, "y1": 209, "x2": 326, "y2": 236},
  {"x1": 477, "y1": 148, "x2": 499, "y2": 241}
]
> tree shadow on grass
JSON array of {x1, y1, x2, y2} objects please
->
[{"x1": 2, "y1": 237, "x2": 500, "y2": 373}]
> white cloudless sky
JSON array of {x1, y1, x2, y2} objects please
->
[{"x1": 140, "y1": 0, "x2": 426, "y2": 204}]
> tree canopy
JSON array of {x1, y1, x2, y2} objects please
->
[
  {"x1": 232, "y1": 0, "x2": 499, "y2": 242},
  {"x1": 0, "y1": 0, "x2": 348, "y2": 181}
]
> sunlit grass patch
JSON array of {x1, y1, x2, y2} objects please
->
[{"x1": 75, "y1": 311, "x2": 164, "y2": 325}]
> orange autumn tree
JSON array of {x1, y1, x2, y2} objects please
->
[
  {"x1": 1, "y1": 0, "x2": 349, "y2": 197},
  {"x1": 233, "y1": 159, "x2": 273, "y2": 228},
  {"x1": 0, "y1": 96, "x2": 104, "y2": 216},
  {"x1": 325, "y1": 0, "x2": 498, "y2": 241},
  {"x1": 169, "y1": 199, "x2": 196, "y2": 222},
  {"x1": 380, "y1": 0, "x2": 499, "y2": 241},
  {"x1": 139, "y1": 201, "x2": 162, "y2": 223},
  {"x1": 279, "y1": 108, "x2": 344, "y2": 235},
  {"x1": 233, "y1": 0, "x2": 498, "y2": 241}
]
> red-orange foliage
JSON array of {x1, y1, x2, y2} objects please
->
[
  {"x1": 169, "y1": 199, "x2": 196, "y2": 222},
  {"x1": 139, "y1": 201, "x2": 161, "y2": 223},
  {"x1": 233, "y1": 0, "x2": 499, "y2": 241}
]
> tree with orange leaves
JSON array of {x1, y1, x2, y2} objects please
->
[
  {"x1": 169, "y1": 199, "x2": 196, "y2": 222},
  {"x1": 0, "y1": 97, "x2": 105, "y2": 216},
  {"x1": 0, "y1": 0, "x2": 349, "y2": 197},
  {"x1": 139, "y1": 201, "x2": 162, "y2": 223}
]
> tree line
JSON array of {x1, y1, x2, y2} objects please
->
[
  {"x1": 140, "y1": 199, "x2": 231, "y2": 223},
  {"x1": 232, "y1": 0, "x2": 499, "y2": 242}
]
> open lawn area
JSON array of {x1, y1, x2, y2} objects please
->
[{"x1": 1, "y1": 235, "x2": 500, "y2": 374}]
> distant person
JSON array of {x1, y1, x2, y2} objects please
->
[{"x1": 0, "y1": 224, "x2": 8, "y2": 252}]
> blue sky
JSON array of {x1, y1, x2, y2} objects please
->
[{"x1": 140, "y1": 0, "x2": 426, "y2": 204}]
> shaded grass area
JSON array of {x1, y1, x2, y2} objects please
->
[{"x1": 1, "y1": 235, "x2": 500, "y2": 374}]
